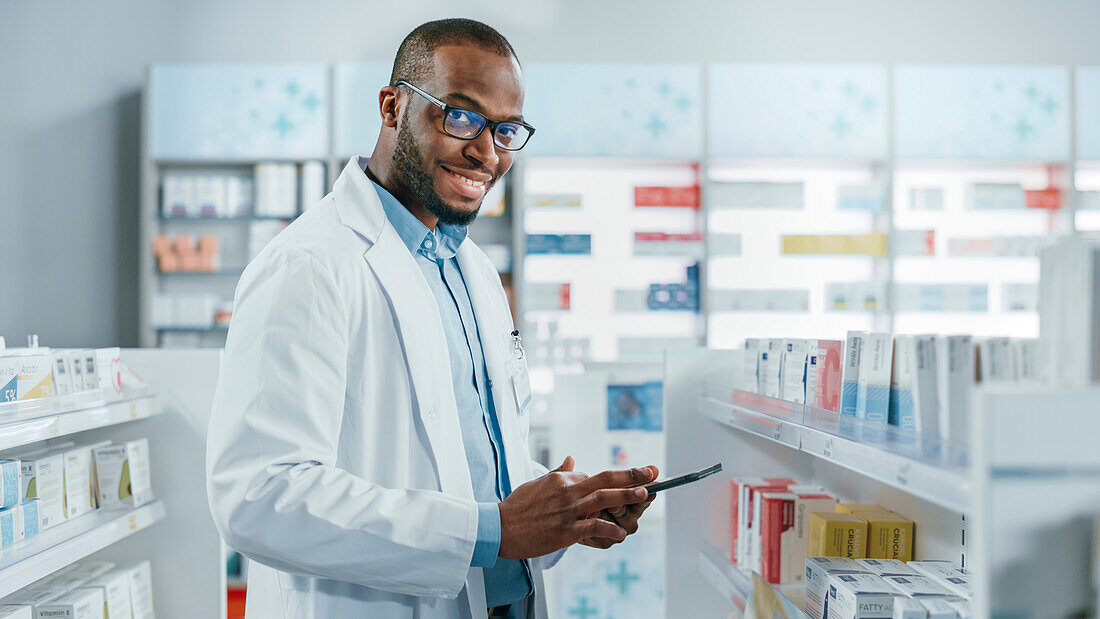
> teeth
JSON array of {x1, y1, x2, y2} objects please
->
[{"x1": 448, "y1": 168, "x2": 486, "y2": 187}]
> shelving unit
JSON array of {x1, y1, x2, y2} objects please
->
[
  {"x1": 0, "y1": 387, "x2": 156, "y2": 451},
  {"x1": 666, "y1": 348, "x2": 1100, "y2": 618},
  {"x1": 0, "y1": 501, "x2": 167, "y2": 598}
]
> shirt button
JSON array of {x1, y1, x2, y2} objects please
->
[
  {"x1": 427, "y1": 408, "x2": 437, "y2": 420},
  {"x1": 424, "y1": 238, "x2": 434, "y2": 248}
]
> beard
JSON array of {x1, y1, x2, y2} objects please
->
[{"x1": 392, "y1": 111, "x2": 482, "y2": 227}]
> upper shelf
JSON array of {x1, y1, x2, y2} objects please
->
[
  {"x1": 699, "y1": 388, "x2": 970, "y2": 513},
  {"x1": 0, "y1": 387, "x2": 158, "y2": 452}
]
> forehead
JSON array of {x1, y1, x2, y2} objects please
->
[{"x1": 428, "y1": 44, "x2": 524, "y2": 118}]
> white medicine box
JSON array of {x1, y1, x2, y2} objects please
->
[{"x1": 94, "y1": 439, "x2": 154, "y2": 508}]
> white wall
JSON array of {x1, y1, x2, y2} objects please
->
[{"x1": 3, "y1": 0, "x2": 1100, "y2": 346}]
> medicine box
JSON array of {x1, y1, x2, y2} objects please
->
[
  {"x1": 805, "y1": 557, "x2": 869, "y2": 619},
  {"x1": 0, "y1": 357, "x2": 17, "y2": 403},
  {"x1": 760, "y1": 491, "x2": 838, "y2": 584},
  {"x1": 13, "y1": 354, "x2": 53, "y2": 401},
  {"x1": 1, "y1": 459, "x2": 20, "y2": 508},
  {"x1": 2, "y1": 588, "x2": 66, "y2": 614},
  {"x1": 812, "y1": 340, "x2": 845, "y2": 412},
  {"x1": 841, "y1": 332, "x2": 864, "y2": 415},
  {"x1": 836, "y1": 503, "x2": 885, "y2": 514},
  {"x1": 827, "y1": 573, "x2": 896, "y2": 619},
  {"x1": 809, "y1": 512, "x2": 868, "y2": 559},
  {"x1": 907, "y1": 561, "x2": 965, "y2": 580},
  {"x1": 77, "y1": 569, "x2": 132, "y2": 619},
  {"x1": 0, "y1": 606, "x2": 32, "y2": 618},
  {"x1": 21, "y1": 499, "x2": 39, "y2": 539},
  {"x1": 94, "y1": 439, "x2": 154, "y2": 508},
  {"x1": 856, "y1": 558, "x2": 919, "y2": 577},
  {"x1": 81, "y1": 350, "x2": 99, "y2": 392},
  {"x1": 920, "y1": 599, "x2": 961, "y2": 619},
  {"x1": 882, "y1": 574, "x2": 954, "y2": 597},
  {"x1": 892, "y1": 598, "x2": 927, "y2": 619},
  {"x1": 60, "y1": 446, "x2": 95, "y2": 519},
  {"x1": 93, "y1": 348, "x2": 122, "y2": 394},
  {"x1": 856, "y1": 512, "x2": 913, "y2": 561},
  {"x1": 20, "y1": 453, "x2": 66, "y2": 529},
  {"x1": 36, "y1": 587, "x2": 104, "y2": 619},
  {"x1": 50, "y1": 352, "x2": 72, "y2": 396},
  {"x1": 780, "y1": 339, "x2": 811, "y2": 403},
  {"x1": 0, "y1": 503, "x2": 23, "y2": 547},
  {"x1": 122, "y1": 559, "x2": 156, "y2": 619},
  {"x1": 856, "y1": 333, "x2": 893, "y2": 423},
  {"x1": 739, "y1": 479, "x2": 795, "y2": 567},
  {"x1": 67, "y1": 351, "x2": 86, "y2": 394}
]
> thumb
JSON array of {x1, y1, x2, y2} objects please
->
[{"x1": 553, "y1": 456, "x2": 575, "y2": 472}]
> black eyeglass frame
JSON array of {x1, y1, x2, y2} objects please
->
[{"x1": 394, "y1": 80, "x2": 536, "y2": 151}]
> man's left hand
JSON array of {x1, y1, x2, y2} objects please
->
[{"x1": 580, "y1": 465, "x2": 659, "y2": 549}]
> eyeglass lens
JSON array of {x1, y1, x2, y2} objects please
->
[{"x1": 443, "y1": 108, "x2": 530, "y2": 150}]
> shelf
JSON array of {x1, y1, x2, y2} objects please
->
[
  {"x1": 697, "y1": 545, "x2": 806, "y2": 616},
  {"x1": 0, "y1": 390, "x2": 157, "y2": 452},
  {"x1": 157, "y1": 269, "x2": 245, "y2": 277},
  {"x1": 700, "y1": 390, "x2": 970, "y2": 513},
  {"x1": 156, "y1": 325, "x2": 229, "y2": 333},
  {"x1": 0, "y1": 500, "x2": 166, "y2": 598},
  {"x1": 158, "y1": 215, "x2": 294, "y2": 221}
]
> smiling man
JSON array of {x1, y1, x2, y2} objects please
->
[{"x1": 207, "y1": 18, "x2": 657, "y2": 619}]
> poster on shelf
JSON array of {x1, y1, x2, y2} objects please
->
[
  {"x1": 150, "y1": 64, "x2": 330, "y2": 160},
  {"x1": 524, "y1": 63, "x2": 702, "y2": 157},
  {"x1": 607, "y1": 382, "x2": 662, "y2": 432},
  {"x1": 708, "y1": 63, "x2": 889, "y2": 158},
  {"x1": 894, "y1": 64, "x2": 1070, "y2": 160}
]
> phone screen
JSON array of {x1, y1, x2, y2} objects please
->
[{"x1": 643, "y1": 463, "x2": 722, "y2": 495}]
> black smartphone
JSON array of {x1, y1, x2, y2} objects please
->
[{"x1": 643, "y1": 463, "x2": 723, "y2": 495}]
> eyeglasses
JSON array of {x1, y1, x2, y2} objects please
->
[{"x1": 394, "y1": 80, "x2": 536, "y2": 151}]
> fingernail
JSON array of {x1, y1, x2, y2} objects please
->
[{"x1": 635, "y1": 488, "x2": 647, "y2": 498}]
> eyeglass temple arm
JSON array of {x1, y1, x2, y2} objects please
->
[{"x1": 394, "y1": 81, "x2": 447, "y2": 110}]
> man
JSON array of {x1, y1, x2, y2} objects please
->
[{"x1": 206, "y1": 18, "x2": 658, "y2": 619}]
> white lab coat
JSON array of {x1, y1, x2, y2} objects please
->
[{"x1": 206, "y1": 156, "x2": 553, "y2": 619}]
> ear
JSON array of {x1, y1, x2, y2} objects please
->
[{"x1": 378, "y1": 85, "x2": 400, "y2": 128}]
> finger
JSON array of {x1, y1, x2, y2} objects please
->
[
  {"x1": 579, "y1": 537, "x2": 615, "y2": 550},
  {"x1": 608, "y1": 505, "x2": 629, "y2": 519},
  {"x1": 553, "y1": 456, "x2": 575, "y2": 473},
  {"x1": 576, "y1": 467, "x2": 656, "y2": 493},
  {"x1": 573, "y1": 518, "x2": 627, "y2": 543},
  {"x1": 578, "y1": 487, "x2": 648, "y2": 516}
]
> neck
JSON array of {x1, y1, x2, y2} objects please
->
[{"x1": 364, "y1": 157, "x2": 439, "y2": 231}]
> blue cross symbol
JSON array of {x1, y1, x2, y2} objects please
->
[
  {"x1": 284, "y1": 80, "x2": 300, "y2": 97},
  {"x1": 861, "y1": 95, "x2": 877, "y2": 115},
  {"x1": 656, "y1": 80, "x2": 672, "y2": 97},
  {"x1": 272, "y1": 114, "x2": 294, "y2": 137},
  {"x1": 674, "y1": 93, "x2": 693, "y2": 113},
  {"x1": 1042, "y1": 95, "x2": 1058, "y2": 115},
  {"x1": 831, "y1": 114, "x2": 852, "y2": 139},
  {"x1": 1024, "y1": 84, "x2": 1038, "y2": 100},
  {"x1": 843, "y1": 82, "x2": 857, "y2": 100},
  {"x1": 302, "y1": 92, "x2": 321, "y2": 113},
  {"x1": 568, "y1": 596, "x2": 599, "y2": 618},
  {"x1": 625, "y1": 78, "x2": 637, "y2": 89},
  {"x1": 254, "y1": 79, "x2": 264, "y2": 90},
  {"x1": 606, "y1": 560, "x2": 641, "y2": 595},
  {"x1": 1014, "y1": 117, "x2": 1034, "y2": 139},
  {"x1": 644, "y1": 113, "x2": 667, "y2": 138}
]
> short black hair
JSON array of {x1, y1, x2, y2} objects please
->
[{"x1": 389, "y1": 18, "x2": 519, "y2": 87}]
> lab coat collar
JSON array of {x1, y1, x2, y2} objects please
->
[{"x1": 331, "y1": 156, "x2": 389, "y2": 245}]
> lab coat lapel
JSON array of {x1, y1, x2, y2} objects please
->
[{"x1": 456, "y1": 244, "x2": 531, "y2": 487}]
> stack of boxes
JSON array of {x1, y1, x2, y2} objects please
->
[
  {"x1": 0, "y1": 559, "x2": 156, "y2": 618},
  {"x1": 806, "y1": 556, "x2": 971, "y2": 619},
  {"x1": 0, "y1": 341, "x2": 123, "y2": 404},
  {"x1": 152, "y1": 233, "x2": 221, "y2": 273}
]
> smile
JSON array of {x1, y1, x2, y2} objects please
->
[{"x1": 443, "y1": 167, "x2": 489, "y2": 188}]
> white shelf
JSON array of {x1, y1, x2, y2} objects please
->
[
  {"x1": 700, "y1": 390, "x2": 971, "y2": 513},
  {"x1": 0, "y1": 500, "x2": 166, "y2": 598},
  {"x1": 697, "y1": 545, "x2": 806, "y2": 616},
  {"x1": 0, "y1": 389, "x2": 157, "y2": 452}
]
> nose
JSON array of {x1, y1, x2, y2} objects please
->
[{"x1": 462, "y1": 124, "x2": 500, "y2": 170}]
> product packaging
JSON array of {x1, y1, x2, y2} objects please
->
[
  {"x1": 920, "y1": 599, "x2": 961, "y2": 619},
  {"x1": 77, "y1": 569, "x2": 132, "y2": 619},
  {"x1": 81, "y1": 350, "x2": 99, "y2": 392},
  {"x1": 121, "y1": 560, "x2": 156, "y2": 619},
  {"x1": 0, "y1": 606, "x2": 32, "y2": 618},
  {"x1": 892, "y1": 598, "x2": 927, "y2": 619},
  {"x1": 836, "y1": 503, "x2": 884, "y2": 514},
  {"x1": 67, "y1": 351, "x2": 86, "y2": 394},
  {"x1": 0, "y1": 588, "x2": 65, "y2": 615},
  {"x1": 889, "y1": 335, "x2": 940, "y2": 436},
  {"x1": 811, "y1": 340, "x2": 845, "y2": 412},
  {"x1": 35, "y1": 587, "x2": 104, "y2": 619},
  {"x1": 856, "y1": 333, "x2": 893, "y2": 423},
  {"x1": 841, "y1": 332, "x2": 865, "y2": 416},
  {"x1": 20, "y1": 453, "x2": 65, "y2": 529},
  {"x1": 781, "y1": 339, "x2": 812, "y2": 403},
  {"x1": 50, "y1": 352, "x2": 73, "y2": 396},
  {"x1": 936, "y1": 335, "x2": 973, "y2": 446},
  {"x1": 761, "y1": 340, "x2": 783, "y2": 399},
  {"x1": 60, "y1": 446, "x2": 95, "y2": 519},
  {"x1": 194, "y1": 175, "x2": 227, "y2": 217},
  {"x1": 804, "y1": 557, "x2": 869, "y2": 619},
  {"x1": 854, "y1": 512, "x2": 914, "y2": 561},
  {"x1": 20, "y1": 499, "x2": 38, "y2": 539},
  {"x1": 907, "y1": 561, "x2": 966, "y2": 580},
  {"x1": 826, "y1": 573, "x2": 896, "y2": 619},
  {"x1": 12, "y1": 353, "x2": 53, "y2": 401},
  {"x1": 882, "y1": 574, "x2": 955, "y2": 597},
  {"x1": 94, "y1": 439, "x2": 154, "y2": 508},
  {"x1": 0, "y1": 459, "x2": 20, "y2": 508},
  {"x1": 808, "y1": 512, "x2": 868, "y2": 559},
  {"x1": 759, "y1": 490, "x2": 837, "y2": 583},
  {"x1": 0, "y1": 503, "x2": 24, "y2": 547},
  {"x1": 94, "y1": 348, "x2": 123, "y2": 394},
  {"x1": 739, "y1": 478, "x2": 796, "y2": 567},
  {"x1": 743, "y1": 339, "x2": 761, "y2": 393},
  {"x1": 0, "y1": 357, "x2": 16, "y2": 403},
  {"x1": 161, "y1": 173, "x2": 194, "y2": 217},
  {"x1": 943, "y1": 600, "x2": 971, "y2": 617},
  {"x1": 856, "y1": 558, "x2": 920, "y2": 577}
]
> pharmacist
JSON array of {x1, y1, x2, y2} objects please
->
[{"x1": 206, "y1": 18, "x2": 658, "y2": 619}]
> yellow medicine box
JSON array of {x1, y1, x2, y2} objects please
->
[
  {"x1": 835, "y1": 503, "x2": 888, "y2": 515},
  {"x1": 852, "y1": 511, "x2": 914, "y2": 561},
  {"x1": 807, "y1": 512, "x2": 868, "y2": 559}
]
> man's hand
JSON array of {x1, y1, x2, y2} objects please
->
[
  {"x1": 581, "y1": 465, "x2": 659, "y2": 549},
  {"x1": 497, "y1": 457, "x2": 654, "y2": 560}
]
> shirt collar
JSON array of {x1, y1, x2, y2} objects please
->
[{"x1": 361, "y1": 158, "x2": 468, "y2": 259}]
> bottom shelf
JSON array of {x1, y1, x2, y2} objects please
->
[
  {"x1": 0, "y1": 500, "x2": 166, "y2": 598},
  {"x1": 698, "y1": 545, "x2": 806, "y2": 617}
]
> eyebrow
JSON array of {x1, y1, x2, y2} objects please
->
[{"x1": 443, "y1": 91, "x2": 526, "y2": 123}]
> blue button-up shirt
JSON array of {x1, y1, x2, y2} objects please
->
[{"x1": 370, "y1": 176, "x2": 531, "y2": 608}]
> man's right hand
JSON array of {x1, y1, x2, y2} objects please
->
[{"x1": 497, "y1": 456, "x2": 654, "y2": 560}]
